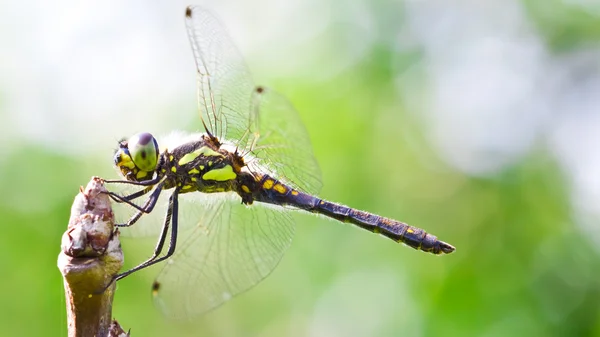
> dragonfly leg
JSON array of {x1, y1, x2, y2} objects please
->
[
  {"x1": 113, "y1": 183, "x2": 165, "y2": 228},
  {"x1": 103, "y1": 176, "x2": 162, "y2": 186},
  {"x1": 105, "y1": 185, "x2": 153, "y2": 207},
  {"x1": 113, "y1": 188, "x2": 180, "y2": 282}
]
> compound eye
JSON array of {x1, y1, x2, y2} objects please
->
[{"x1": 128, "y1": 132, "x2": 159, "y2": 172}]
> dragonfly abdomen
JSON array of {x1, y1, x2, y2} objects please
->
[
  {"x1": 312, "y1": 199, "x2": 454, "y2": 255},
  {"x1": 249, "y1": 174, "x2": 454, "y2": 255}
]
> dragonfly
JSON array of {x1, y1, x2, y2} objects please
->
[{"x1": 105, "y1": 5, "x2": 454, "y2": 318}]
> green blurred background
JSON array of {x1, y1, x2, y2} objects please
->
[{"x1": 2, "y1": 0, "x2": 600, "y2": 336}]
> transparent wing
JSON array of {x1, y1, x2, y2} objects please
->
[
  {"x1": 185, "y1": 6, "x2": 256, "y2": 146},
  {"x1": 186, "y1": 7, "x2": 322, "y2": 194},
  {"x1": 244, "y1": 87, "x2": 323, "y2": 195},
  {"x1": 152, "y1": 192, "x2": 294, "y2": 318}
]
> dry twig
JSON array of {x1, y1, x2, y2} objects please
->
[{"x1": 57, "y1": 177, "x2": 128, "y2": 337}]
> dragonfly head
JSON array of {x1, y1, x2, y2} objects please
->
[{"x1": 114, "y1": 132, "x2": 159, "y2": 182}]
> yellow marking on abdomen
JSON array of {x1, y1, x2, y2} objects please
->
[
  {"x1": 242, "y1": 185, "x2": 250, "y2": 193},
  {"x1": 291, "y1": 190, "x2": 299, "y2": 196},
  {"x1": 202, "y1": 165, "x2": 236, "y2": 181},
  {"x1": 406, "y1": 228, "x2": 414, "y2": 234},
  {"x1": 263, "y1": 179, "x2": 274, "y2": 189},
  {"x1": 273, "y1": 184, "x2": 287, "y2": 194}
]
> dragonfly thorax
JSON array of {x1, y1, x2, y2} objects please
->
[{"x1": 157, "y1": 135, "x2": 240, "y2": 194}]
